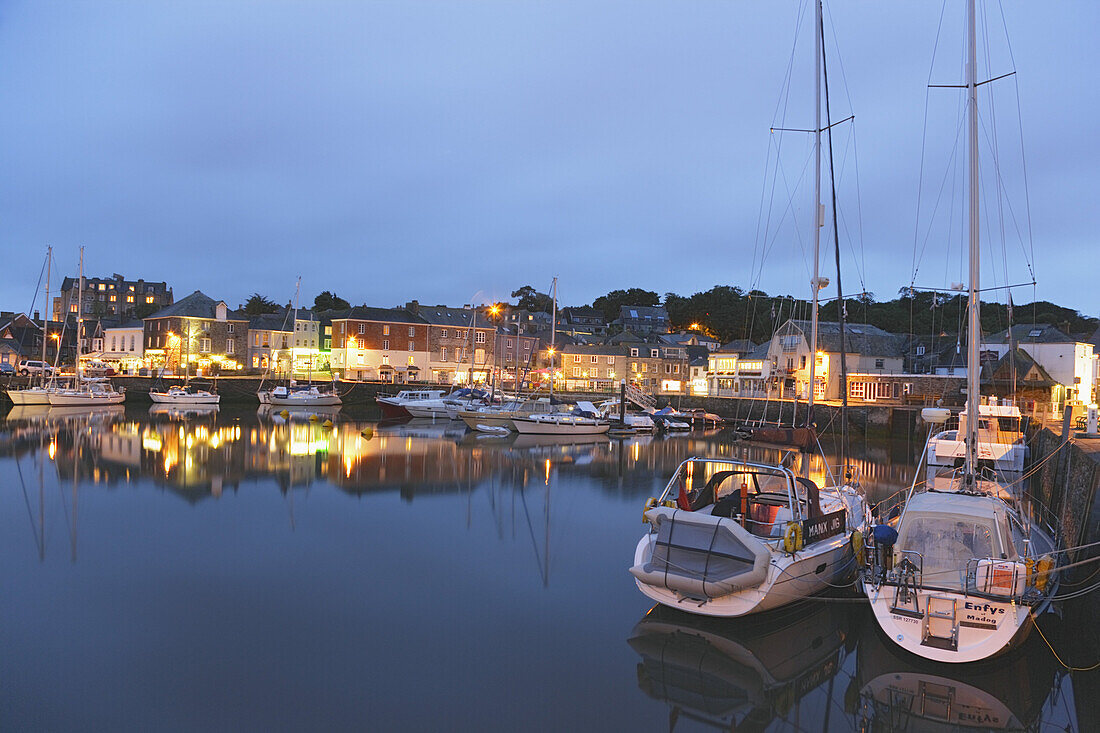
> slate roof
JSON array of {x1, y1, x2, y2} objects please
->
[
  {"x1": 147, "y1": 291, "x2": 247, "y2": 320},
  {"x1": 982, "y1": 348, "x2": 1058, "y2": 387},
  {"x1": 416, "y1": 306, "x2": 492, "y2": 329},
  {"x1": 984, "y1": 324, "x2": 1076, "y2": 345},
  {"x1": 249, "y1": 312, "x2": 294, "y2": 331},
  {"x1": 338, "y1": 306, "x2": 423, "y2": 324},
  {"x1": 103, "y1": 320, "x2": 145, "y2": 332},
  {"x1": 618, "y1": 305, "x2": 668, "y2": 320},
  {"x1": 0, "y1": 338, "x2": 24, "y2": 355},
  {"x1": 559, "y1": 343, "x2": 628, "y2": 356},
  {"x1": 716, "y1": 339, "x2": 757, "y2": 354},
  {"x1": 784, "y1": 320, "x2": 906, "y2": 357}
]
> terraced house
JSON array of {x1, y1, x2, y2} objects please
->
[
  {"x1": 330, "y1": 306, "x2": 428, "y2": 383},
  {"x1": 142, "y1": 291, "x2": 248, "y2": 373}
]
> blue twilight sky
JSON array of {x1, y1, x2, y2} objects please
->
[{"x1": 0, "y1": 1, "x2": 1096, "y2": 317}]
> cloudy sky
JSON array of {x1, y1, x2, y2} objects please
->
[{"x1": 1, "y1": 1, "x2": 1096, "y2": 316}]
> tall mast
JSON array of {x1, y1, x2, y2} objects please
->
[
  {"x1": 806, "y1": 0, "x2": 823, "y2": 426},
  {"x1": 41, "y1": 247, "x2": 52, "y2": 385},
  {"x1": 964, "y1": 0, "x2": 981, "y2": 484},
  {"x1": 76, "y1": 246, "x2": 84, "y2": 382},
  {"x1": 549, "y1": 277, "x2": 557, "y2": 399}
]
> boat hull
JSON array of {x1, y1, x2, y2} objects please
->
[
  {"x1": 48, "y1": 392, "x2": 125, "y2": 406},
  {"x1": 6, "y1": 388, "x2": 52, "y2": 405},
  {"x1": 512, "y1": 417, "x2": 609, "y2": 435},
  {"x1": 268, "y1": 394, "x2": 342, "y2": 407},
  {"x1": 149, "y1": 392, "x2": 221, "y2": 405}
]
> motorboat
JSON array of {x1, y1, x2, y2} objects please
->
[
  {"x1": 630, "y1": 457, "x2": 868, "y2": 617},
  {"x1": 48, "y1": 379, "x2": 125, "y2": 406},
  {"x1": 511, "y1": 401, "x2": 610, "y2": 436},
  {"x1": 596, "y1": 400, "x2": 655, "y2": 432},
  {"x1": 457, "y1": 398, "x2": 556, "y2": 431},
  {"x1": 149, "y1": 385, "x2": 221, "y2": 405},
  {"x1": 259, "y1": 383, "x2": 342, "y2": 407},
  {"x1": 375, "y1": 389, "x2": 448, "y2": 419},
  {"x1": 926, "y1": 399, "x2": 1028, "y2": 473}
]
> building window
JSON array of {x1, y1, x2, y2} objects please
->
[
  {"x1": 875, "y1": 358, "x2": 885, "y2": 369},
  {"x1": 109, "y1": 295, "x2": 116, "y2": 302},
  {"x1": 590, "y1": 355, "x2": 598, "y2": 364},
  {"x1": 129, "y1": 335, "x2": 135, "y2": 351},
  {"x1": 228, "y1": 324, "x2": 234, "y2": 333},
  {"x1": 651, "y1": 349, "x2": 659, "y2": 358},
  {"x1": 572, "y1": 355, "x2": 581, "y2": 363},
  {"x1": 383, "y1": 340, "x2": 389, "y2": 351},
  {"x1": 630, "y1": 348, "x2": 639, "y2": 357},
  {"x1": 253, "y1": 333, "x2": 260, "y2": 347},
  {"x1": 146, "y1": 295, "x2": 154, "y2": 303},
  {"x1": 849, "y1": 382, "x2": 865, "y2": 399},
  {"x1": 800, "y1": 355, "x2": 807, "y2": 369},
  {"x1": 441, "y1": 329, "x2": 448, "y2": 338},
  {"x1": 408, "y1": 326, "x2": 415, "y2": 337},
  {"x1": 572, "y1": 367, "x2": 581, "y2": 377},
  {"x1": 381, "y1": 355, "x2": 389, "y2": 366},
  {"x1": 475, "y1": 331, "x2": 486, "y2": 344},
  {"x1": 357, "y1": 354, "x2": 365, "y2": 365},
  {"x1": 359, "y1": 324, "x2": 366, "y2": 335},
  {"x1": 916, "y1": 345, "x2": 925, "y2": 356},
  {"x1": 126, "y1": 295, "x2": 134, "y2": 303},
  {"x1": 408, "y1": 341, "x2": 414, "y2": 352},
  {"x1": 441, "y1": 347, "x2": 447, "y2": 362},
  {"x1": 607, "y1": 369, "x2": 615, "y2": 378},
  {"x1": 111, "y1": 336, "x2": 117, "y2": 351},
  {"x1": 227, "y1": 339, "x2": 235, "y2": 354},
  {"x1": 199, "y1": 338, "x2": 211, "y2": 353},
  {"x1": 252, "y1": 355, "x2": 260, "y2": 368}
]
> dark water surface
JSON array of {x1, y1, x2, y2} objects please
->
[{"x1": 0, "y1": 405, "x2": 1084, "y2": 731}]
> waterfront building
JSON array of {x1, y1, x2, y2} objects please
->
[
  {"x1": 247, "y1": 312, "x2": 293, "y2": 374},
  {"x1": 559, "y1": 306, "x2": 608, "y2": 337},
  {"x1": 416, "y1": 302, "x2": 496, "y2": 384},
  {"x1": 329, "y1": 306, "x2": 428, "y2": 383},
  {"x1": 614, "y1": 305, "x2": 670, "y2": 334},
  {"x1": 142, "y1": 291, "x2": 248, "y2": 374},
  {"x1": 102, "y1": 320, "x2": 145, "y2": 374},
  {"x1": 983, "y1": 324, "x2": 1098, "y2": 407}
]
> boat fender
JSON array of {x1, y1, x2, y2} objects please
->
[
  {"x1": 783, "y1": 522, "x2": 803, "y2": 554},
  {"x1": 309, "y1": 414, "x2": 319, "y2": 422},
  {"x1": 850, "y1": 529, "x2": 864, "y2": 565},
  {"x1": 361, "y1": 427, "x2": 374, "y2": 440},
  {"x1": 643, "y1": 497, "x2": 659, "y2": 523},
  {"x1": 1035, "y1": 554, "x2": 1055, "y2": 591},
  {"x1": 322, "y1": 419, "x2": 334, "y2": 428}
]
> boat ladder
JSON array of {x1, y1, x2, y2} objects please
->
[
  {"x1": 917, "y1": 679, "x2": 956, "y2": 723},
  {"x1": 922, "y1": 595, "x2": 959, "y2": 651},
  {"x1": 624, "y1": 383, "x2": 656, "y2": 411}
]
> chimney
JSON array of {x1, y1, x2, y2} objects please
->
[
  {"x1": 406, "y1": 300, "x2": 420, "y2": 315},
  {"x1": 33, "y1": 310, "x2": 39, "y2": 321}
]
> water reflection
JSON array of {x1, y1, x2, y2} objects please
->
[
  {"x1": 0, "y1": 405, "x2": 1083, "y2": 731},
  {"x1": 629, "y1": 600, "x2": 857, "y2": 731}
]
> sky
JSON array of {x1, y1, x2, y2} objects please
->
[{"x1": 1, "y1": 1, "x2": 1097, "y2": 317}]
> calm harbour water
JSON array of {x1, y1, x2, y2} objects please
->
[{"x1": 0, "y1": 404, "x2": 1084, "y2": 731}]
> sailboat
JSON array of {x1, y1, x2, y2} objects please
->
[
  {"x1": 257, "y1": 279, "x2": 341, "y2": 407},
  {"x1": 149, "y1": 331, "x2": 220, "y2": 405},
  {"x1": 861, "y1": 0, "x2": 1060, "y2": 663},
  {"x1": 629, "y1": 1, "x2": 869, "y2": 618},
  {"x1": 48, "y1": 248, "x2": 125, "y2": 407},
  {"x1": 7, "y1": 247, "x2": 65, "y2": 405}
]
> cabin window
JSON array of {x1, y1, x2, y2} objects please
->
[{"x1": 898, "y1": 516, "x2": 995, "y2": 590}]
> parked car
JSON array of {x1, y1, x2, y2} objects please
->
[
  {"x1": 19, "y1": 360, "x2": 56, "y2": 377},
  {"x1": 0, "y1": 362, "x2": 14, "y2": 375}
]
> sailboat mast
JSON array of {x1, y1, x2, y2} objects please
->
[
  {"x1": 964, "y1": 0, "x2": 981, "y2": 483},
  {"x1": 806, "y1": 0, "x2": 823, "y2": 425},
  {"x1": 549, "y1": 277, "x2": 557, "y2": 399},
  {"x1": 76, "y1": 246, "x2": 84, "y2": 382},
  {"x1": 41, "y1": 247, "x2": 51, "y2": 385}
]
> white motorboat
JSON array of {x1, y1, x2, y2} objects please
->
[
  {"x1": 511, "y1": 402, "x2": 610, "y2": 436},
  {"x1": 375, "y1": 389, "x2": 448, "y2": 419},
  {"x1": 149, "y1": 385, "x2": 221, "y2": 405},
  {"x1": 260, "y1": 384, "x2": 342, "y2": 407},
  {"x1": 630, "y1": 457, "x2": 868, "y2": 617},
  {"x1": 457, "y1": 398, "x2": 556, "y2": 431},
  {"x1": 926, "y1": 400, "x2": 1028, "y2": 473},
  {"x1": 48, "y1": 380, "x2": 125, "y2": 406},
  {"x1": 596, "y1": 400, "x2": 655, "y2": 432}
]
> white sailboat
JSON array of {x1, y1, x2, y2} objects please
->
[
  {"x1": 256, "y1": 278, "x2": 341, "y2": 407},
  {"x1": 862, "y1": 0, "x2": 1059, "y2": 663},
  {"x1": 47, "y1": 248, "x2": 125, "y2": 407},
  {"x1": 7, "y1": 247, "x2": 64, "y2": 405},
  {"x1": 629, "y1": 0, "x2": 869, "y2": 618}
]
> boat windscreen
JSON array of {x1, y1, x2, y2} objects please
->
[{"x1": 897, "y1": 516, "x2": 995, "y2": 590}]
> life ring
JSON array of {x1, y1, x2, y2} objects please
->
[
  {"x1": 784, "y1": 522, "x2": 803, "y2": 554},
  {"x1": 643, "y1": 497, "x2": 659, "y2": 523},
  {"x1": 850, "y1": 529, "x2": 864, "y2": 565}
]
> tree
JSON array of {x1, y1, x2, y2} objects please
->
[
  {"x1": 510, "y1": 285, "x2": 553, "y2": 313},
  {"x1": 313, "y1": 291, "x2": 350, "y2": 312},
  {"x1": 243, "y1": 293, "x2": 280, "y2": 316},
  {"x1": 591, "y1": 288, "x2": 660, "y2": 323}
]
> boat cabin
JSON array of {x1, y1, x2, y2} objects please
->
[
  {"x1": 957, "y1": 403, "x2": 1024, "y2": 445},
  {"x1": 895, "y1": 491, "x2": 1020, "y2": 593},
  {"x1": 393, "y1": 390, "x2": 446, "y2": 401},
  {"x1": 664, "y1": 459, "x2": 829, "y2": 541}
]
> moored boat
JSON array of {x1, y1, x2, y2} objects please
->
[{"x1": 149, "y1": 385, "x2": 221, "y2": 405}]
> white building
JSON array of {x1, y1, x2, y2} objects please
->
[
  {"x1": 102, "y1": 320, "x2": 145, "y2": 374},
  {"x1": 983, "y1": 324, "x2": 1098, "y2": 406}
]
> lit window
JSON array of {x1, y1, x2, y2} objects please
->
[
  {"x1": 590, "y1": 355, "x2": 598, "y2": 364},
  {"x1": 126, "y1": 296, "x2": 134, "y2": 303},
  {"x1": 109, "y1": 295, "x2": 116, "y2": 302}
]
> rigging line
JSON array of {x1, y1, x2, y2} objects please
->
[
  {"x1": 914, "y1": 106, "x2": 969, "y2": 281},
  {"x1": 912, "y1": 0, "x2": 953, "y2": 281},
  {"x1": 773, "y1": 142, "x2": 815, "y2": 287},
  {"x1": 976, "y1": 107, "x2": 1034, "y2": 274},
  {"x1": 995, "y1": 0, "x2": 1037, "y2": 278},
  {"x1": 758, "y1": 143, "x2": 817, "y2": 283}
]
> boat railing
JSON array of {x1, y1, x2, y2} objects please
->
[{"x1": 656, "y1": 458, "x2": 801, "y2": 522}]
